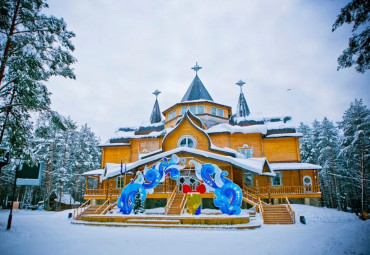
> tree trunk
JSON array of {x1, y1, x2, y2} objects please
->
[
  {"x1": 0, "y1": 0, "x2": 21, "y2": 86},
  {"x1": 46, "y1": 129, "x2": 57, "y2": 210},
  {"x1": 0, "y1": 88, "x2": 16, "y2": 145}
]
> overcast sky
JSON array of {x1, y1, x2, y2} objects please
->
[{"x1": 45, "y1": 0, "x2": 369, "y2": 142}]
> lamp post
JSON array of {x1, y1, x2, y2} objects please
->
[{"x1": 6, "y1": 155, "x2": 23, "y2": 230}]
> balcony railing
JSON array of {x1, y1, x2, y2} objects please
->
[
  {"x1": 85, "y1": 189, "x2": 106, "y2": 196},
  {"x1": 252, "y1": 185, "x2": 321, "y2": 195}
]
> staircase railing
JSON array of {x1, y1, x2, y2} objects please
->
[
  {"x1": 258, "y1": 197, "x2": 264, "y2": 219},
  {"x1": 101, "y1": 201, "x2": 117, "y2": 215},
  {"x1": 164, "y1": 186, "x2": 177, "y2": 215},
  {"x1": 94, "y1": 199, "x2": 109, "y2": 214},
  {"x1": 179, "y1": 194, "x2": 187, "y2": 215},
  {"x1": 73, "y1": 199, "x2": 91, "y2": 219},
  {"x1": 285, "y1": 197, "x2": 295, "y2": 223}
]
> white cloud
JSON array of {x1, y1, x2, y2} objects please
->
[{"x1": 46, "y1": 0, "x2": 369, "y2": 141}]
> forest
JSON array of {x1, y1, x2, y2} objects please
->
[{"x1": 298, "y1": 99, "x2": 369, "y2": 213}]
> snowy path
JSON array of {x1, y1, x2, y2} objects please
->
[{"x1": 0, "y1": 206, "x2": 369, "y2": 255}]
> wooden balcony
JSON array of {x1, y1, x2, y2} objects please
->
[
  {"x1": 249, "y1": 185, "x2": 321, "y2": 199},
  {"x1": 84, "y1": 184, "x2": 321, "y2": 201}
]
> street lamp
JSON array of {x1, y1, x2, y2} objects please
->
[{"x1": 6, "y1": 154, "x2": 23, "y2": 230}]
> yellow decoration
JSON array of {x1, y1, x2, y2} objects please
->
[{"x1": 186, "y1": 193, "x2": 201, "y2": 215}]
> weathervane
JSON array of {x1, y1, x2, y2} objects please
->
[
  {"x1": 152, "y1": 89, "x2": 161, "y2": 98},
  {"x1": 236, "y1": 80, "x2": 246, "y2": 91},
  {"x1": 191, "y1": 62, "x2": 202, "y2": 74}
]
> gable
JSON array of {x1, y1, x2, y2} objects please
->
[{"x1": 162, "y1": 112, "x2": 211, "y2": 152}]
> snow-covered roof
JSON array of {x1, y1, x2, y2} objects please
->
[
  {"x1": 98, "y1": 143, "x2": 130, "y2": 147},
  {"x1": 266, "y1": 133, "x2": 303, "y2": 138},
  {"x1": 109, "y1": 127, "x2": 173, "y2": 141},
  {"x1": 236, "y1": 88, "x2": 250, "y2": 117},
  {"x1": 269, "y1": 162, "x2": 322, "y2": 171},
  {"x1": 82, "y1": 169, "x2": 104, "y2": 176},
  {"x1": 102, "y1": 147, "x2": 275, "y2": 181},
  {"x1": 181, "y1": 74, "x2": 213, "y2": 102},
  {"x1": 150, "y1": 97, "x2": 162, "y2": 124},
  {"x1": 54, "y1": 193, "x2": 80, "y2": 205},
  {"x1": 206, "y1": 123, "x2": 267, "y2": 135}
]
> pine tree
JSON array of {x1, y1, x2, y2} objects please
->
[
  {"x1": 297, "y1": 122, "x2": 315, "y2": 163},
  {"x1": 0, "y1": 0, "x2": 76, "y2": 148},
  {"x1": 338, "y1": 99, "x2": 369, "y2": 212},
  {"x1": 332, "y1": 0, "x2": 369, "y2": 73},
  {"x1": 133, "y1": 189, "x2": 144, "y2": 214},
  {"x1": 317, "y1": 117, "x2": 342, "y2": 209}
]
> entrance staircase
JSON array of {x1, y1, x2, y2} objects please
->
[
  {"x1": 165, "y1": 193, "x2": 186, "y2": 215},
  {"x1": 242, "y1": 188, "x2": 295, "y2": 225},
  {"x1": 261, "y1": 204, "x2": 295, "y2": 224},
  {"x1": 74, "y1": 199, "x2": 114, "y2": 220}
]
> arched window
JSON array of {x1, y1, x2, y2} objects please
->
[{"x1": 177, "y1": 135, "x2": 196, "y2": 148}]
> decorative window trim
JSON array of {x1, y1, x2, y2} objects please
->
[
  {"x1": 303, "y1": 175, "x2": 312, "y2": 186},
  {"x1": 177, "y1": 135, "x2": 197, "y2": 149},
  {"x1": 238, "y1": 144, "x2": 254, "y2": 159}
]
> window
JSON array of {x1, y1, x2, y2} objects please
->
[
  {"x1": 177, "y1": 135, "x2": 196, "y2": 148},
  {"x1": 238, "y1": 144, "x2": 254, "y2": 159},
  {"x1": 303, "y1": 176, "x2": 313, "y2": 186},
  {"x1": 117, "y1": 176, "x2": 124, "y2": 188},
  {"x1": 190, "y1": 106, "x2": 196, "y2": 114},
  {"x1": 172, "y1": 110, "x2": 177, "y2": 118},
  {"x1": 218, "y1": 108, "x2": 224, "y2": 117},
  {"x1": 244, "y1": 173, "x2": 254, "y2": 187},
  {"x1": 271, "y1": 172, "x2": 282, "y2": 186},
  {"x1": 181, "y1": 107, "x2": 188, "y2": 115},
  {"x1": 168, "y1": 111, "x2": 173, "y2": 120},
  {"x1": 197, "y1": 105, "x2": 204, "y2": 114},
  {"x1": 211, "y1": 106, "x2": 217, "y2": 116}
]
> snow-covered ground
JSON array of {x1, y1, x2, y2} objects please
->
[{"x1": 0, "y1": 205, "x2": 369, "y2": 255}]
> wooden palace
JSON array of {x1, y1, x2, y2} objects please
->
[{"x1": 76, "y1": 63, "x2": 322, "y2": 224}]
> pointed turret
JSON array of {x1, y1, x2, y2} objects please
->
[
  {"x1": 150, "y1": 89, "x2": 162, "y2": 124},
  {"x1": 181, "y1": 62, "x2": 213, "y2": 102},
  {"x1": 235, "y1": 80, "x2": 250, "y2": 117}
]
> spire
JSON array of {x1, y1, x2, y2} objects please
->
[
  {"x1": 181, "y1": 62, "x2": 213, "y2": 102},
  {"x1": 150, "y1": 89, "x2": 162, "y2": 124},
  {"x1": 191, "y1": 62, "x2": 202, "y2": 74},
  {"x1": 235, "y1": 80, "x2": 250, "y2": 117}
]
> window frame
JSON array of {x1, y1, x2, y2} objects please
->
[
  {"x1": 271, "y1": 172, "x2": 283, "y2": 186},
  {"x1": 181, "y1": 107, "x2": 188, "y2": 115},
  {"x1": 197, "y1": 105, "x2": 205, "y2": 114},
  {"x1": 211, "y1": 106, "x2": 217, "y2": 116},
  {"x1": 116, "y1": 175, "x2": 124, "y2": 188},
  {"x1": 218, "y1": 108, "x2": 224, "y2": 117},
  {"x1": 177, "y1": 135, "x2": 197, "y2": 149}
]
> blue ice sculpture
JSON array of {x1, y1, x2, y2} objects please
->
[
  {"x1": 191, "y1": 160, "x2": 242, "y2": 215},
  {"x1": 118, "y1": 155, "x2": 183, "y2": 214}
]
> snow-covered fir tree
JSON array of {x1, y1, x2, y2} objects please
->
[
  {"x1": 0, "y1": 0, "x2": 76, "y2": 148},
  {"x1": 317, "y1": 117, "x2": 342, "y2": 209},
  {"x1": 133, "y1": 189, "x2": 145, "y2": 214},
  {"x1": 338, "y1": 99, "x2": 369, "y2": 212},
  {"x1": 297, "y1": 122, "x2": 315, "y2": 163}
]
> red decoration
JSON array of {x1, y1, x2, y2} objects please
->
[{"x1": 182, "y1": 184, "x2": 206, "y2": 194}]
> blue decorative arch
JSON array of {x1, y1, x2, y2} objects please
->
[{"x1": 118, "y1": 155, "x2": 243, "y2": 215}]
